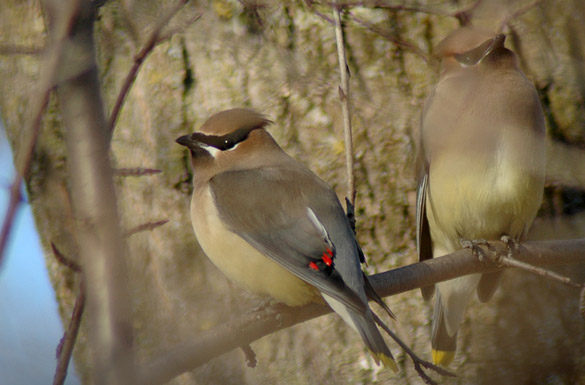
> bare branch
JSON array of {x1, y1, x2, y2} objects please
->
[
  {"x1": 332, "y1": 0, "x2": 356, "y2": 206},
  {"x1": 124, "y1": 220, "x2": 169, "y2": 238},
  {"x1": 328, "y1": 0, "x2": 446, "y2": 16},
  {"x1": 455, "y1": 0, "x2": 484, "y2": 26},
  {"x1": 491, "y1": 250, "x2": 582, "y2": 289},
  {"x1": 157, "y1": 12, "x2": 202, "y2": 43},
  {"x1": 113, "y1": 167, "x2": 162, "y2": 177},
  {"x1": 137, "y1": 238, "x2": 585, "y2": 385},
  {"x1": 51, "y1": 242, "x2": 82, "y2": 272},
  {"x1": 53, "y1": 280, "x2": 86, "y2": 385},
  {"x1": 107, "y1": 0, "x2": 191, "y2": 136},
  {"x1": 372, "y1": 238, "x2": 585, "y2": 298},
  {"x1": 51, "y1": 243, "x2": 84, "y2": 385},
  {"x1": 579, "y1": 287, "x2": 585, "y2": 321},
  {"x1": 498, "y1": 0, "x2": 545, "y2": 33},
  {"x1": 347, "y1": 11, "x2": 430, "y2": 62},
  {"x1": 0, "y1": 45, "x2": 44, "y2": 55},
  {"x1": 54, "y1": 0, "x2": 135, "y2": 382},
  {"x1": 305, "y1": 0, "x2": 335, "y2": 24}
]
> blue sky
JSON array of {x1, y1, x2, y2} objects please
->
[{"x1": 0, "y1": 120, "x2": 80, "y2": 385}]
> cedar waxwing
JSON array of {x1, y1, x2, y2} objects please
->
[
  {"x1": 416, "y1": 27, "x2": 546, "y2": 366},
  {"x1": 177, "y1": 108, "x2": 397, "y2": 370}
]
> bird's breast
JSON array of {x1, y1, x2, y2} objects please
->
[
  {"x1": 190, "y1": 186, "x2": 320, "y2": 306},
  {"x1": 426, "y1": 128, "x2": 544, "y2": 251}
]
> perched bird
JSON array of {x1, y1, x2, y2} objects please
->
[
  {"x1": 177, "y1": 108, "x2": 397, "y2": 370},
  {"x1": 416, "y1": 27, "x2": 546, "y2": 366}
]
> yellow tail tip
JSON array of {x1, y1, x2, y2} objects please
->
[
  {"x1": 378, "y1": 353, "x2": 399, "y2": 373},
  {"x1": 432, "y1": 349, "x2": 455, "y2": 366}
]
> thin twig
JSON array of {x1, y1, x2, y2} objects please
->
[
  {"x1": 579, "y1": 287, "x2": 585, "y2": 320},
  {"x1": 107, "y1": 0, "x2": 190, "y2": 136},
  {"x1": 327, "y1": 1, "x2": 445, "y2": 16},
  {"x1": 124, "y1": 220, "x2": 169, "y2": 238},
  {"x1": 455, "y1": 0, "x2": 484, "y2": 26},
  {"x1": 0, "y1": 1, "x2": 78, "y2": 269},
  {"x1": 332, "y1": 1, "x2": 356, "y2": 206},
  {"x1": 497, "y1": 0, "x2": 544, "y2": 33},
  {"x1": 157, "y1": 13, "x2": 202, "y2": 43},
  {"x1": 53, "y1": 280, "x2": 86, "y2": 385},
  {"x1": 51, "y1": 242, "x2": 82, "y2": 272},
  {"x1": 113, "y1": 167, "x2": 162, "y2": 177},
  {"x1": 468, "y1": 238, "x2": 584, "y2": 289},
  {"x1": 0, "y1": 45, "x2": 44, "y2": 55},
  {"x1": 495, "y1": 253, "x2": 583, "y2": 289},
  {"x1": 347, "y1": 11, "x2": 430, "y2": 63},
  {"x1": 305, "y1": 0, "x2": 335, "y2": 24}
]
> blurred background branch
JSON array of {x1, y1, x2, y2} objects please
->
[{"x1": 48, "y1": 0, "x2": 135, "y2": 383}]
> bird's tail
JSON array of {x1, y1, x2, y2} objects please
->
[
  {"x1": 322, "y1": 294, "x2": 398, "y2": 372},
  {"x1": 356, "y1": 313, "x2": 399, "y2": 372},
  {"x1": 431, "y1": 293, "x2": 456, "y2": 366}
]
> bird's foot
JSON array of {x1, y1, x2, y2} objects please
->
[
  {"x1": 500, "y1": 234, "x2": 518, "y2": 259},
  {"x1": 459, "y1": 238, "x2": 492, "y2": 262}
]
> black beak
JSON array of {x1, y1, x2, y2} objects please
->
[
  {"x1": 482, "y1": 34, "x2": 506, "y2": 60},
  {"x1": 176, "y1": 134, "x2": 199, "y2": 149}
]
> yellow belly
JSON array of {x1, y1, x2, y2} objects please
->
[
  {"x1": 427, "y1": 148, "x2": 544, "y2": 253},
  {"x1": 191, "y1": 186, "x2": 320, "y2": 307}
]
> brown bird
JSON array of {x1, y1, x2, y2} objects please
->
[
  {"x1": 177, "y1": 108, "x2": 397, "y2": 370},
  {"x1": 416, "y1": 27, "x2": 546, "y2": 366}
]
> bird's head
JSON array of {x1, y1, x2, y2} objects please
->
[
  {"x1": 437, "y1": 27, "x2": 508, "y2": 69},
  {"x1": 176, "y1": 108, "x2": 280, "y2": 180}
]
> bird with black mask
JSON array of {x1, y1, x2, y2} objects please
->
[{"x1": 177, "y1": 108, "x2": 398, "y2": 371}]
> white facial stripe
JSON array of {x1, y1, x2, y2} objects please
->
[
  {"x1": 198, "y1": 141, "x2": 241, "y2": 158},
  {"x1": 199, "y1": 143, "x2": 221, "y2": 158}
]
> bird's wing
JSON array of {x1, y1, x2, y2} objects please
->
[
  {"x1": 209, "y1": 166, "x2": 368, "y2": 314},
  {"x1": 416, "y1": 164, "x2": 435, "y2": 300}
]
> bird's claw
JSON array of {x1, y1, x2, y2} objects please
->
[
  {"x1": 460, "y1": 238, "x2": 490, "y2": 261},
  {"x1": 500, "y1": 235, "x2": 518, "y2": 259}
]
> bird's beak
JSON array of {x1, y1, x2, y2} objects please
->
[
  {"x1": 176, "y1": 134, "x2": 200, "y2": 150},
  {"x1": 454, "y1": 34, "x2": 506, "y2": 66},
  {"x1": 482, "y1": 34, "x2": 506, "y2": 60}
]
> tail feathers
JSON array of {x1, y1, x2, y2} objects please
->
[
  {"x1": 477, "y1": 271, "x2": 503, "y2": 302},
  {"x1": 363, "y1": 273, "x2": 395, "y2": 319},
  {"x1": 357, "y1": 314, "x2": 398, "y2": 372},
  {"x1": 432, "y1": 349, "x2": 455, "y2": 366},
  {"x1": 322, "y1": 293, "x2": 398, "y2": 372},
  {"x1": 431, "y1": 294, "x2": 457, "y2": 366},
  {"x1": 376, "y1": 351, "x2": 399, "y2": 372},
  {"x1": 421, "y1": 285, "x2": 435, "y2": 301}
]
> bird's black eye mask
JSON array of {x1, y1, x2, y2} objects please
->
[
  {"x1": 176, "y1": 126, "x2": 263, "y2": 153},
  {"x1": 455, "y1": 34, "x2": 506, "y2": 66},
  {"x1": 190, "y1": 126, "x2": 259, "y2": 151}
]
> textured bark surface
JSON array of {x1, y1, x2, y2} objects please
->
[{"x1": 1, "y1": 0, "x2": 585, "y2": 384}]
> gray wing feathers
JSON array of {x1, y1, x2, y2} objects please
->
[
  {"x1": 210, "y1": 166, "x2": 368, "y2": 313},
  {"x1": 416, "y1": 171, "x2": 435, "y2": 300}
]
